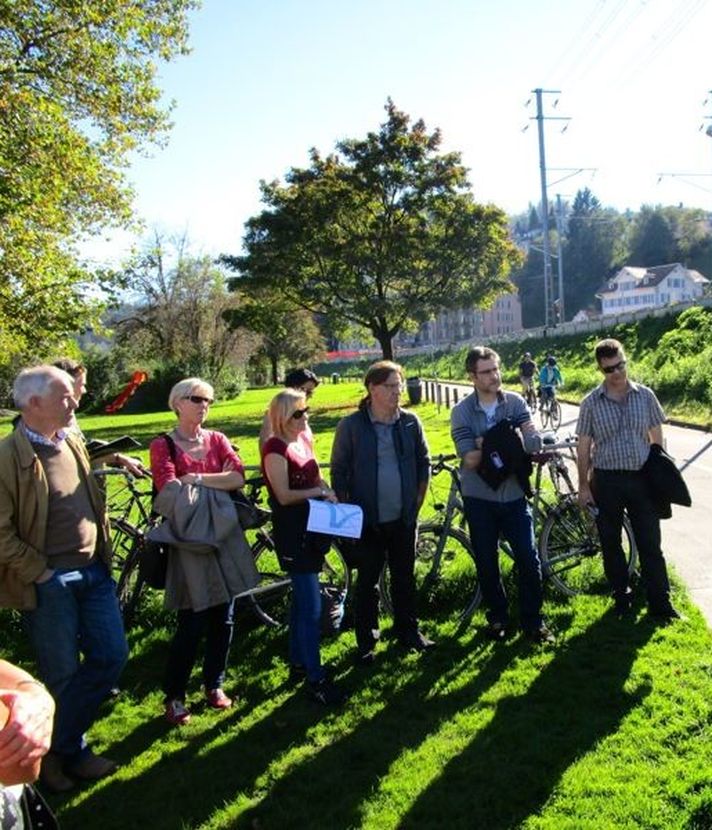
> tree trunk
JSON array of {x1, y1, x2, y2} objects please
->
[
  {"x1": 375, "y1": 329, "x2": 394, "y2": 360},
  {"x1": 270, "y1": 356, "x2": 279, "y2": 385}
]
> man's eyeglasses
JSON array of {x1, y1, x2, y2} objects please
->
[
  {"x1": 476, "y1": 367, "x2": 500, "y2": 377},
  {"x1": 183, "y1": 395, "x2": 214, "y2": 405},
  {"x1": 291, "y1": 407, "x2": 309, "y2": 420},
  {"x1": 601, "y1": 360, "x2": 627, "y2": 375}
]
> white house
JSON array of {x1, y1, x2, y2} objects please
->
[{"x1": 596, "y1": 263, "x2": 709, "y2": 316}]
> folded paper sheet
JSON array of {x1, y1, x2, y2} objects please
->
[{"x1": 307, "y1": 500, "x2": 364, "y2": 539}]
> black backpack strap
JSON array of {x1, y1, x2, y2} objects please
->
[{"x1": 151, "y1": 432, "x2": 177, "y2": 505}]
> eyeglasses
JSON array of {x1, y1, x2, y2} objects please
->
[
  {"x1": 183, "y1": 395, "x2": 214, "y2": 405},
  {"x1": 476, "y1": 367, "x2": 500, "y2": 377},
  {"x1": 601, "y1": 360, "x2": 627, "y2": 375},
  {"x1": 381, "y1": 382, "x2": 404, "y2": 391},
  {"x1": 291, "y1": 408, "x2": 309, "y2": 420}
]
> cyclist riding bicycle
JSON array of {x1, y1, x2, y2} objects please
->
[
  {"x1": 519, "y1": 352, "x2": 537, "y2": 398},
  {"x1": 538, "y1": 355, "x2": 563, "y2": 409}
]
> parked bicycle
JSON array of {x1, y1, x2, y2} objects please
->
[
  {"x1": 102, "y1": 466, "x2": 350, "y2": 630},
  {"x1": 379, "y1": 438, "x2": 638, "y2": 633}
]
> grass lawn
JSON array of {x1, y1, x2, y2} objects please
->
[{"x1": 2, "y1": 385, "x2": 711, "y2": 829}]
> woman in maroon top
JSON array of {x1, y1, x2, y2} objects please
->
[
  {"x1": 149, "y1": 377, "x2": 245, "y2": 726},
  {"x1": 261, "y1": 389, "x2": 345, "y2": 706}
]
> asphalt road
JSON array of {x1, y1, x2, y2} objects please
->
[{"x1": 429, "y1": 382, "x2": 712, "y2": 627}]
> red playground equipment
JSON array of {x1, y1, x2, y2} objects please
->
[{"x1": 105, "y1": 370, "x2": 148, "y2": 414}]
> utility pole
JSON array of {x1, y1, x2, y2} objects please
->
[
  {"x1": 531, "y1": 89, "x2": 570, "y2": 328},
  {"x1": 555, "y1": 193, "x2": 565, "y2": 323}
]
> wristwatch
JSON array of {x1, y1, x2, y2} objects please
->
[{"x1": 195, "y1": 474, "x2": 203, "y2": 486}]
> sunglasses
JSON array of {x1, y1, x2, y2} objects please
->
[
  {"x1": 183, "y1": 395, "x2": 214, "y2": 405},
  {"x1": 291, "y1": 408, "x2": 309, "y2": 420},
  {"x1": 601, "y1": 360, "x2": 627, "y2": 375}
]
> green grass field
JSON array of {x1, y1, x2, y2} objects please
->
[{"x1": 2, "y1": 386, "x2": 711, "y2": 829}]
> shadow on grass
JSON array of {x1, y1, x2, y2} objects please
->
[
  {"x1": 236, "y1": 610, "x2": 653, "y2": 829},
  {"x1": 401, "y1": 609, "x2": 655, "y2": 828}
]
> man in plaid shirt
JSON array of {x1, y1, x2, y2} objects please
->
[{"x1": 576, "y1": 338, "x2": 680, "y2": 621}]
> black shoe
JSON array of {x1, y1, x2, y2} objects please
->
[
  {"x1": 400, "y1": 631, "x2": 436, "y2": 652},
  {"x1": 614, "y1": 597, "x2": 633, "y2": 618},
  {"x1": 486, "y1": 622, "x2": 509, "y2": 642},
  {"x1": 355, "y1": 649, "x2": 376, "y2": 667},
  {"x1": 307, "y1": 678, "x2": 347, "y2": 706},
  {"x1": 649, "y1": 605, "x2": 684, "y2": 623},
  {"x1": 525, "y1": 623, "x2": 556, "y2": 644}
]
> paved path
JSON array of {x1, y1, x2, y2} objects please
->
[{"x1": 425, "y1": 382, "x2": 712, "y2": 627}]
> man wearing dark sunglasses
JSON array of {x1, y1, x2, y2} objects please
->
[{"x1": 576, "y1": 338, "x2": 680, "y2": 621}]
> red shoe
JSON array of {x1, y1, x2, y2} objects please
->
[
  {"x1": 205, "y1": 688, "x2": 233, "y2": 710},
  {"x1": 165, "y1": 699, "x2": 191, "y2": 726}
]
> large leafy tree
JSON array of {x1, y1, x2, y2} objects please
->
[
  {"x1": 0, "y1": 0, "x2": 197, "y2": 358},
  {"x1": 225, "y1": 291, "x2": 325, "y2": 385},
  {"x1": 627, "y1": 205, "x2": 677, "y2": 266},
  {"x1": 563, "y1": 188, "x2": 624, "y2": 317},
  {"x1": 223, "y1": 100, "x2": 520, "y2": 360},
  {"x1": 117, "y1": 234, "x2": 257, "y2": 385}
]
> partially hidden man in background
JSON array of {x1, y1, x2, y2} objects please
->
[
  {"x1": 0, "y1": 366, "x2": 128, "y2": 793},
  {"x1": 330, "y1": 361, "x2": 434, "y2": 665},
  {"x1": 576, "y1": 338, "x2": 681, "y2": 621},
  {"x1": 450, "y1": 347, "x2": 554, "y2": 643}
]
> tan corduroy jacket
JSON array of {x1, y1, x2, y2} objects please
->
[{"x1": 0, "y1": 426, "x2": 111, "y2": 610}]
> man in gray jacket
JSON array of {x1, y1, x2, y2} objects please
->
[{"x1": 330, "y1": 361, "x2": 433, "y2": 664}]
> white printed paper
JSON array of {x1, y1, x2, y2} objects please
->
[{"x1": 307, "y1": 500, "x2": 364, "y2": 539}]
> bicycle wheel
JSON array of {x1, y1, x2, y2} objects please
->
[
  {"x1": 115, "y1": 530, "x2": 147, "y2": 629},
  {"x1": 248, "y1": 537, "x2": 350, "y2": 630},
  {"x1": 379, "y1": 524, "x2": 481, "y2": 633},
  {"x1": 549, "y1": 399, "x2": 562, "y2": 431},
  {"x1": 539, "y1": 496, "x2": 637, "y2": 596}
]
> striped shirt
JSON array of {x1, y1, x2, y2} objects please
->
[
  {"x1": 576, "y1": 381, "x2": 665, "y2": 471},
  {"x1": 450, "y1": 389, "x2": 540, "y2": 502}
]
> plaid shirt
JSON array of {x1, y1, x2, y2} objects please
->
[{"x1": 576, "y1": 381, "x2": 665, "y2": 471}]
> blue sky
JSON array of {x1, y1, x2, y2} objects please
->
[{"x1": 86, "y1": 0, "x2": 712, "y2": 264}]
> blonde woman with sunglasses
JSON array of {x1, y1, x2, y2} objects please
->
[
  {"x1": 150, "y1": 377, "x2": 248, "y2": 726},
  {"x1": 261, "y1": 389, "x2": 346, "y2": 706}
]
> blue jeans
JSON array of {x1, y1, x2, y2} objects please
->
[
  {"x1": 289, "y1": 572, "x2": 323, "y2": 683},
  {"x1": 163, "y1": 601, "x2": 235, "y2": 700},
  {"x1": 463, "y1": 497, "x2": 543, "y2": 631},
  {"x1": 23, "y1": 559, "x2": 128, "y2": 762}
]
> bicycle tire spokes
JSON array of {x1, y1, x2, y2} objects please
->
[
  {"x1": 540, "y1": 498, "x2": 636, "y2": 596},
  {"x1": 379, "y1": 524, "x2": 481, "y2": 634}
]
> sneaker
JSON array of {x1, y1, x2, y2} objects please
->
[
  {"x1": 400, "y1": 631, "x2": 436, "y2": 652},
  {"x1": 165, "y1": 698, "x2": 191, "y2": 726},
  {"x1": 40, "y1": 752, "x2": 75, "y2": 793},
  {"x1": 205, "y1": 688, "x2": 233, "y2": 710},
  {"x1": 306, "y1": 678, "x2": 347, "y2": 706},
  {"x1": 65, "y1": 750, "x2": 118, "y2": 781},
  {"x1": 525, "y1": 623, "x2": 556, "y2": 644},
  {"x1": 288, "y1": 663, "x2": 307, "y2": 682},
  {"x1": 486, "y1": 622, "x2": 509, "y2": 642}
]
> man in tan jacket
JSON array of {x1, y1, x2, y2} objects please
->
[{"x1": 0, "y1": 366, "x2": 127, "y2": 792}]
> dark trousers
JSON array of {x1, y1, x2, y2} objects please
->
[
  {"x1": 463, "y1": 496, "x2": 543, "y2": 631},
  {"x1": 353, "y1": 520, "x2": 418, "y2": 652},
  {"x1": 593, "y1": 469, "x2": 672, "y2": 611},
  {"x1": 163, "y1": 601, "x2": 234, "y2": 701}
]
